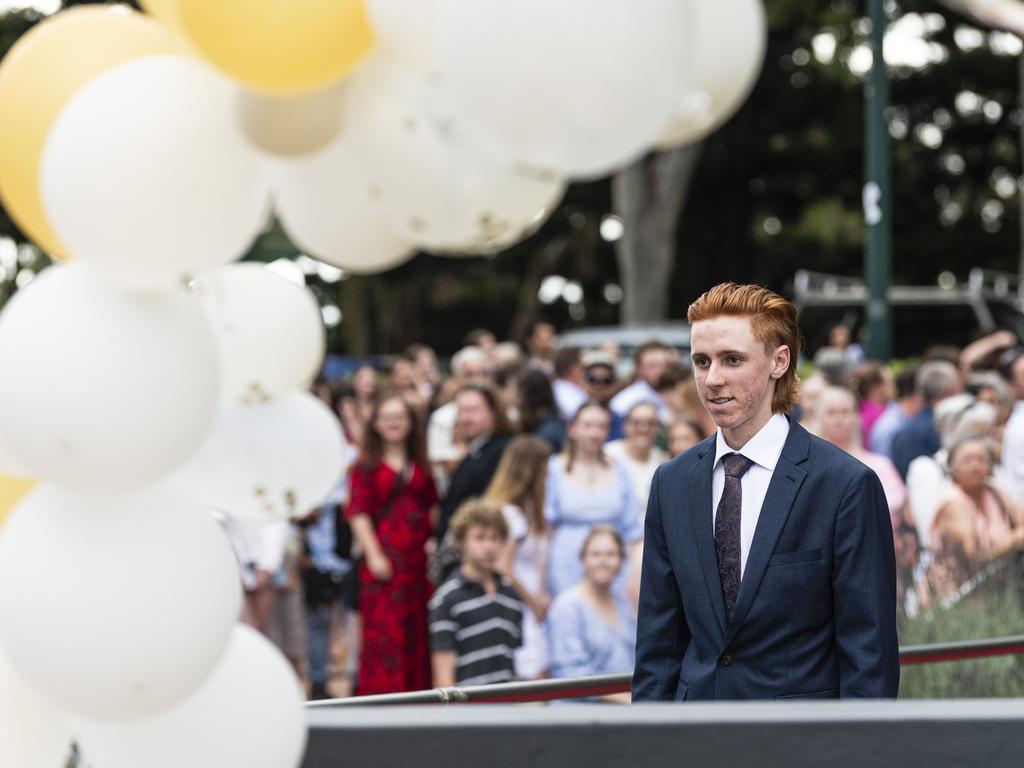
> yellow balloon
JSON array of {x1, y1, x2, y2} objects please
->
[
  {"x1": 0, "y1": 475, "x2": 34, "y2": 531},
  {"x1": 0, "y1": 7, "x2": 191, "y2": 260},
  {"x1": 139, "y1": 0, "x2": 189, "y2": 36},
  {"x1": 177, "y1": 0, "x2": 374, "y2": 94}
]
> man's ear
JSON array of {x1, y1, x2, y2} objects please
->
[{"x1": 770, "y1": 345, "x2": 790, "y2": 380}]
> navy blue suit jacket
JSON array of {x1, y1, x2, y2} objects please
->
[{"x1": 632, "y1": 418, "x2": 899, "y2": 701}]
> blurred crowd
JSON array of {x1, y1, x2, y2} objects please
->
[{"x1": 230, "y1": 320, "x2": 1024, "y2": 701}]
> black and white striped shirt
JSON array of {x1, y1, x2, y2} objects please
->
[{"x1": 429, "y1": 570, "x2": 523, "y2": 686}]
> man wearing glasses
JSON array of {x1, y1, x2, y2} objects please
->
[{"x1": 581, "y1": 351, "x2": 624, "y2": 439}]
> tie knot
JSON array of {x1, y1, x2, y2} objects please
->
[{"x1": 722, "y1": 453, "x2": 754, "y2": 479}]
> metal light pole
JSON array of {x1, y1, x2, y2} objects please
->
[{"x1": 864, "y1": 0, "x2": 893, "y2": 361}]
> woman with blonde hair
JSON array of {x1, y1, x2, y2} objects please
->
[
  {"x1": 547, "y1": 525, "x2": 636, "y2": 703},
  {"x1": 927, "y1": 434, "x2": 1024, "y2": 603},
  {"x1": 484, "y1": 435, "x2": 552, "y2": 679}
]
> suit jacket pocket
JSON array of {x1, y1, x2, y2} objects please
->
[
  {"x1": 775, "y1": 688, "x2": 839, "y2": 700},
  {"x1": 768, "y1": 547, "x2": 822, "y2": 567},
  {"x1": 675, "y1": 679, "x2": 689, "y2": 701}
]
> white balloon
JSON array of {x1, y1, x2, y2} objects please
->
[
  {"x1": 273, "y1": 133, "x2": 415, "y2": 275},
  {"x1": 0, "y1": 264, "x2": 221, "y2": 489},
  {"x1": 0, "y1": 484, "x2": 241, "y2": 719},
  {"x1": 40, "y1": 55, "x2": 271, "y2": 290},
  {"x1": 181, "y1": 392, "x2": 347, "y2": 520},
  {"x1": 238, "y1": 82, "x2": 345, "y2": 157},
  {"x1": 77, "y1": 625, "x2": 306, "y2": 768},
  {"x1": 656, "y1": 0, "x2": 767, "y2": 149},
  {"x1": 344, "y1": 58, "x2": 567, "y2": 253},
  {"x1": 0, "y1": 429, "x2": 31, "y2": 478},
  {"x1": 365, "y1": 0, "x2": 443, "y2": 75},
  {"x1": 438, "y1": 0, "x2": 689, "y2": 179},
  {"x1": 0, "y1": 646, "x2": 73, "y2": 768},
  {"x1": 199, "y1": 263, "x2": 325, "y2": 404}
]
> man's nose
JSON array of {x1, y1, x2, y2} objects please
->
[{"x1": 705, "y1": 362, "x2": 724, "y2": 387}]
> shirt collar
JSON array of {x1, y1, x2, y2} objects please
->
[
  {"x1": 713, "y1": 413, "x2": 790, "y2": 472},
  {"x1": 467, "y1": 434, "x2": 491, "y2": 456}
]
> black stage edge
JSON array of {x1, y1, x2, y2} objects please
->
[{"x1": 303, "y1": 699, "x2": 1024, "y2": 768}]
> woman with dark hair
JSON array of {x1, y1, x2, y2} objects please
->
[
  {"x1": 346, "y1": 392, "x2": 439, "y2": 695},
  {"x1": 545, "y1": 402, "x2": 643, "y2": 599},
  {"x1": 518, "y1": 368, "x2": 566, "y2": 452},
  {"x1": 850, "y1": 361, "x2": 894, "y2": 448}
]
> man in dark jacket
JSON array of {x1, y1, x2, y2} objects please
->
[{"x1": 436, "y1": 384, "x2": 513, "y2": 543}]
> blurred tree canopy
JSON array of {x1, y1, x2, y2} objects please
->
[{"x1": 1, "y1": 0, "x2": 1022, "y2": 353}]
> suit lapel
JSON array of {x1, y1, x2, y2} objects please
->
[
  {"x1": 689, "y1": 444, "x2": 727, "y2": 637},
  {"x1": 724, "y1": 420, "x2": 809, "y2": 647}
]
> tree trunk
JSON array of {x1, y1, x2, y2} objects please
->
[
  {"x1": 612, "y1": 143, "x2": 703, "y2": 323},
  {"x1": 507, "y1": 235, "x2": 569, "y2": 343},
  {"x1": 340, "y1": 274, "x2": 372, "y2": 354}
]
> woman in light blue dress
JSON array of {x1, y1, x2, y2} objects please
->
[
  {"x1": 548, "y1": 525, "x2": 636, "y2": 703},
  {"x1": 545, "y1": 402, "x2": 643, "y2": 598}
]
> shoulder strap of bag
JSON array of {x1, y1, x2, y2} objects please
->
[{"x1": 378, "y1": 463, "x2": 413, "y2": 520}]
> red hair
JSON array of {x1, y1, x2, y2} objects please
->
[{"x1": 687, "y1": 283, "x2": 801, "y2": 414}]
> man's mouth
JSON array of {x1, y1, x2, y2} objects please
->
[{"x1": 708, "y1": 397, "x2": 732, "y2": 405}]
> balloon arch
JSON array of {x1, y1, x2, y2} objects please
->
[{"x1": 0, "y1": 2, "x2": 767, "y2": 766}]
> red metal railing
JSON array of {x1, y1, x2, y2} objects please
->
[{"x1": 308, "y1": 633, "x2": 1024, "y2": 707}]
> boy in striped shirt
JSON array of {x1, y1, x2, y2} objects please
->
[{"x1": 429, "y1": 500, "x2": 523, "y2": 687}]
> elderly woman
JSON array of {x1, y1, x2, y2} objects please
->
[
  {"x1": 905, "y1": 395, "x2": 1008, "y2": 550},
  {"x1": 926, "y1": 435, "x2": 1024, "y2": 603}
]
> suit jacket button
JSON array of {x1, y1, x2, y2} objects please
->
[{"x1": 720, "y1": 654, "x2": 732, "y2": 667}]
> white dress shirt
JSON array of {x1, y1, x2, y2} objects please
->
[
  {"x1": 711, "y1": 413, "x2": 790, "y2": 578},
  {"x1": 552, "y1": 378, "x2": 588, "y2": 422}
]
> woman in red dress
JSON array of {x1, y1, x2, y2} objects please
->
[{"x1": 346, "y1": 392, "x2": 438, "y2": 695}]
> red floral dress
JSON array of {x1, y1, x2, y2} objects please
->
[{"x1": 346, "y1": 461, "x2": 438, "y2": 695}]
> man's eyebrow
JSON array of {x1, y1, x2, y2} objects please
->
[{"x1": 691, "y1": 349, "x2": 746, "y2": 357}]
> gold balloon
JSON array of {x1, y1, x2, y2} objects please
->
[
  {"x1": 237, "y1": 83, "x2": 345, "y2": 157},
  {"x1": 0, "y1": 7, "x2": 191, "y2": 259},
  {"x1": 177, "y1": 0, "x2": 375, "y2": 94},
  {"x1": 139, "y1": 0, "x2": 188, "y2": 35},
  {"x1": 0, "y1": 475, "x2": 34, "y2": 531}
]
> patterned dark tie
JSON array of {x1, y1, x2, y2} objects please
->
[{"x1": 715, "y1": 453, "x2": 755, "y2": 624}]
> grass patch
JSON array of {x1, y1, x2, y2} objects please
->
[{"x1": 898, "y1": 571, "x2": 1024, "y2": 699}]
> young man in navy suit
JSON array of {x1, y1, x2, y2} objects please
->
[{"x1": 633, "y1": 283, "x2": 899, "y2": 701}]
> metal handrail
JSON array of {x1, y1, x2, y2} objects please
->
[{"x1": 310, "y1": 634, "x2": 1024, "y2": 708}]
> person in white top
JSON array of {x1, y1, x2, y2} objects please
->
[
  {"x1": 604, "y1": 401, "x2": 668, "y2": 514},
  {"x1": 999, "y1": 347, "x2": 1024, "y2": 503},
  {"x1": 484, "y1": 435, "x2": 553, "y2": 680},
  {"x1": 610, "y1": 340, "x2": 672, "y2": 422},
  {"x1": 604, "y1": 400, "x2": 669, "y2": 609},
  {"x1": 551, "y1": 347, "x2": 588, "y2": 422},
  {"x1": 219, "y1": 514, "x2": 291, "y2": 634}
]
